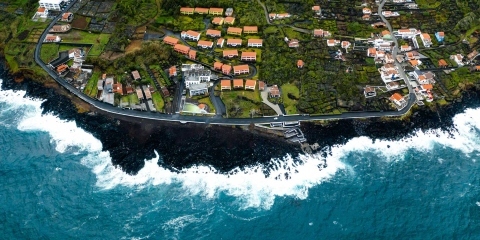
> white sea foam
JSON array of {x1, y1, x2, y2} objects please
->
[{"x1": 1, "y1": 79, "x2": 480, "y2": 210}]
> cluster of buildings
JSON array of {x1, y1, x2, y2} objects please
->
[
  {"x1": 181, "y1": 64, "x2": 212, "y2": 96},
  {"x1": 180, "y1": 7, "x2": 231, "y2": 16},
  {"x1": 220, "y1": 79, "x2": 261, "y2": 91},
  {"x1": 163, "y1": 36, "x2": 197, "y2": 60}
]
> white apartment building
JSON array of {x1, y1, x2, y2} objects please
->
[{"x1": 39, "y1": 0, "x2": 64, "y2": 10}]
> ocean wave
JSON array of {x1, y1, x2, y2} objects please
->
[{"x1": 1, "y1": 79, "x2": 479, "y2": 210}]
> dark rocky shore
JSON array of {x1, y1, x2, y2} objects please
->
[{"x1": 1, "y1": 59, "x2": 479, "y2": 175}]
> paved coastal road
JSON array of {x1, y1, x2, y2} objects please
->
[{"x1": 33, "y1": 0, "x2": 415, "y2": 126}]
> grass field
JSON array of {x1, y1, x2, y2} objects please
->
[
  {"x1": 60, "y1": 30, "x2": 110, "y2": 56},
  {"x1": 220, "y1": 89, "x2": 262, "y2": 118},
  {"x1": 281, "y1": 83, "x2": 299, "y2": 114},
  {"x1": 39, "y1": 44, "x2": 59, "y2": 63},
  {"x1": 84, "y1": 72, "x2": 100, "y2": 97},
  {"x1": 151, "y1": 92, "x2": 165, "y2": 111},
  {"x1": 198, "y1": 97, "x2": 216, "y2": 113}
]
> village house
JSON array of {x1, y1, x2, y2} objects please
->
[
  {"x1": 312, "y1": 5, "x2": 321, "y2": 15},
  {"x1": 420, "y1": 33, "x2": 432, "y2": 47},
  {"x1": 188, "y1": 50, "x2": 197, "y2": 60},
  {"x1": 435, "y1": 32, "x2": 445, "y2": 42},
  {"x1": 313, "y1": 29, "x2": 324, "y2": 37},
  {"x1": 405, "y1": 51, "x2": 420, "y2": 60},
  {"x1": 222, "y1": 64, "x2": 232, "y2": 75},
  {"x1": 341, "y1": 41, "x2": 351, "y2": 49},
  {"x1": 438, "y1": 59, "x2": 448, "y2": 68},
  {"x1": 39, "y1": 0, "x2": 63, "y2": 10},
  {"x1": 247, "y1": 39, "x2": 263, "y2": 47},
  {"x1": 197, "y1": 40, "x2": 213, "y2": 49},
  {"x1": 244, "y1": 26, "x2": 258, "y2": 34},
  {"x1": 396, "y1": 28, "x2": 419, "y2": 38},
  {"x1": 386, "y1": 81, "x2": 400, "y2": 91},
  {"x1": 377, "y1": 42, "x2": 392, "y2": 52},
  {"x1": 223, "y1": 49, "x2": 239, "y2": 58},
  {"x1": 245, "y1": 80, "x2": 256, "y2": 90},
  {"x1": 212, "y1": 17, "x2": 224, "y2": 25},
  {"x1": 217, "y1": 38, "x2": 225, "y2": 48},
  {"x1": 297, "y1": 60, "x2": 304, "y2": 68},
  {"x1": 113, "y1": 83, "x2": 123, "y2": 95},
  {"x1": 194, "y1": 7, "x2": 209, "y2": 14},
  {"x1": 381, "y1": 30, "x2": 391, "y2": 39},
  {"x1": 467, "y1": 50, "x2": 478, "y2": 61},
  {"x1": 214, "y1": 62, "x2": 223, "y2": 71},
  {"x1": 363, "y1": 8, "x2": 371, "y2": 14},
  {"x1": 409, "y1": 59, "x2": 421, "y2": 68},
  {"x1": 226, "y1": 38, "x2": 242, "y2": 47},
  {"x1": 390, "y1": 93, "x2": 407, "y2": 108},
  {"x1": 233, "y1": 65, "x2": 249, "y2": 75},
  {"x1": 221, "y1": 80, "x2": 231, "y2": 90},
  {"x1": 136, "y1": 88, "x2": 144, "y2": 100},
  {"x1": 380, "y1": 67, "x2": 399, "y2": 83},
  {"x1": 174, "y1": 44, "x2": 190, "y2": 55},
  {"x1": 413, "y1": 70, "x2": 435, "y2": 84},
  {"x1": 189, "y1": 83, "x2": 209, "y2": 96},
  {"x1": 233, "y1": 79, "x2": 244, "y2": 89},
  {"x1": 163, "y1": 36, "x2": 179, "y2": 46},
  {"x1": 367, "y1": 48, "x2": 377, "y2": 57},
  {"x1": 362, "y1": 15, "x2": 370, "y2": 20},
  {"x1": 224, "y1": 17, "x2": 235, "y2": 25},
  {"x1": 225, "y1": 8, "x2": 233, "y2": 16},
  {"x1": 384, "y1": 53, "x2": 394, "y2": 64},
  {"x1": 241, "y1": 52, "x2": 256, "y2": 61},
  {"x1": 169, "y1": 66, "x2": 177, "y2": 77},
  {"x1": 372, "y1": 22, "x2": 387, "y2": 28},
  {"x1": 49, "y1": 24, "x2": 71, "y2": 33},
  {"x1": 227, "y1": 27, "x2": 242, "y2": 35},
  {"x1": 364, "y1": 86, "x2": 376, "y2": 98},
  {"x1": 131, "y1": 70, "x2": 141, "y2": 81},
  {"x1": 180, "y1": 7, "x2": 194, "y2": 15},
  {"x1": 419, "y1": 84, "x2": 434, "y2": 102},
  {"x1": 206, "y1": 29, "x2": 222, "y2": 38},
  {"x1": 376, "y1": 51, "x2": 386, "y2": 60},
  {"x1": 259, "y1": 81, "x2": 265, "y2": 91},
  {"x1": 382, "y1": 11, "x2": 399, "y2": 17},
  {"x1": 269, "y1": 85, "x2": 280, "y2": 98},
  {"x1": 209, "y1": 8, "x2": 224, "y2": 15},
  {"x1": 183, "y1": 67, "x2": 211, "y2": 88},
  {"x1": 181, "y1": 30, "x2": 201, "y2": 41},
  {"x1": 61, "y1": 12, "x2": 73, "y2": 22},
  {"x1": 450, "y1": 54, "x2": 464, "y2": 66},
  {"x1": 400, "y1": 45, "x2": 412, "y2": 52},
  {"x1": 56, "y1": 64, "x2": 68, "y2": 75},
  {"x1": 327, "y1": 39, "x2": 340, "y2": 47},
  {"x1": 288, "y1": 39, "x2": 300, "y2": 48},
  {"x1": 44, "y1": 34, "x2": 61, "y2": 43}
]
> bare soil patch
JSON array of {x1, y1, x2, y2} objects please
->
[
  {"x1": 71, "y1": 15, "x2": 88, "y2": 29},
  {"x1": 17, "y1": 30, "x2": 29, "y2": 41},
  {"x1": 125, "y1": 40, "x2": 142, "y2": 54}
]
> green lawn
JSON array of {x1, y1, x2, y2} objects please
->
[
  {"x1": 60, "y1": 30, "x2": 110, "y2": 56},
  {"x1": 39, "y1": 43, "x2": 58, "y2": 63},
  {"x1": 84, "y1": 72, "x2": 100, "y2": 97},
  {"x1": 151, "y1": 92, "x2": 165, "y2": 111},
  {"x1": 220, "y1": 89, "x2": 262, "y2": 118},
  {"x1": 281, "y1": 83, "x2": 299, "y2": 114},
  {"x1": 129, "y1": 93, "x2": 140, "y2": 104}
]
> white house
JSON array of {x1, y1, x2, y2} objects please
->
[
  {"x1": 36, "y1": 7, "x2": 48, "y2": 18},
  {"x1": 395, "y1": 28, "x2": 419, "y2": 38},
  {"x1": 189, "y1": 83, "x2": 209, "y2": 96},
  {"x1": 450, "y1": 54, "x2": 464, "y2": 66},
  {"x1": 327, "y1": 39, "x2": 340, "y2": 47},
  {"x1": 181, "y1": 30, "x2": 201, "y2": 41},
  {"x1": 183, "y1": 68, "x2": 211, "y2": 88},
  {"x1": 247, "y1": 39, "x2": 263, "y2": 47},
  {"x1": 39, "y1": 0, "x2": 64, "y2": 10},
  {"x1": 420, "y1": 33, "x2": 432, "y2": 47}
]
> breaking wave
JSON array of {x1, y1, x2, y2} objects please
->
[{"x1": 1, "y1": 79, "x2": 479, "y2": 210}]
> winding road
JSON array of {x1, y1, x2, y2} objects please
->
[{"x1": 33, "y1": 0, "x2": 416, "y2": 126}]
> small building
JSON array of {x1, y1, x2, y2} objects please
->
[
  {"x1": 131, "y1": 70, "x2": 141, "y2": 81},
  {"x1": 197, "y1": 40, "x2": 213, "y2": 48},
  {"x1": 467, "y1": 50, "x2": 478, "y2": 61},
  {"x1": 381, "y1": 30, "x2": 391, "y2": 39},
  {"x1": 223, "y1": 49, "x2": 239, "y2": 58},
  {"x1": 181, "y1": 30, "x2": 201, "y2": 41},
  {"x1": 450, "y1": 54, "x2": 464, "y2": 66},
  {"x1": 389, "y1": 93, "x2": 406, "y2": 108},
  {"x1": 212, "y1": 17, "x2": 224, "y2": 25},
  {"x1": 363, "y1": 8, "x2": 371, "y2": 14},
  {"x1": 209, "y1": 8, "x2": 224, "y2": 15},
  {"x1": 312, "y1": 5, "x2": 321, "y2": 15},
  {"x1": 396, "y1": 28, "x2": 419, "y2": 38},
  {"x1": 259, "y1": 81, "x2": 265, "y2": 91},
  {"x1": 438, "y1": 59, "x2": 448, "y2": 68},
  {"x1": 269, "y1": 85, "x2": 280, "y2": 97},
  {"x1": 188, "y1": 50, "x2": 197, "y2": 60},
  {"x1": 227, "y1": 27, "x2": 242, "y2": 35},
  {"x1": 386, "y1": 81, "x2": 400, "y2": 90},
  {"x1": 39, "y1": 0, "x2": 63, "y2": 10},
  {"x1": 226, "y1": 38, "x2": 242, "y2": 47},
  {"x1": 233, "y1": 79, "x2": 243, "y2": 88},
  {"x1": 222, "y1": 64, "x2": 232, "y2": 75},
  {"x1": 243, "y1": 26, "x2": 258, "y2": 34},
  {"x1": 56, "y1": 64, "x2": 68, "y2": 74},
  {"x1": 420, "y1": 33, "x2": 432, "y2": 47},
  {"x1": 217, "y1": 38, "x2": 225, "y2": 48},
  {"x1": 194, "y1": 7, "x2": 209, "y2": 14},
  {"x1": 221, "y1": 80, "x2": 231, "y2": 90},
  {"x1": 247, "y1": 39, "x2": 263, "y2": 47},
  {"x1": 174, "y1": 44, "x2": 190, "y2": 55},
  {"x1": 113, "y1": 83, "x2": 123, "y2": 95},
  {"x1": 180, "y1": 7, "x2": 195, "y2": 15},
  {"x1": 364, "y1": 86, "x2": 376, "y2": 98},
  {"x1": 245, "y1": 80, "x2": 256, "y2": 90},
  {"x1": 341, "y1": 41, "x2": 351, "y2": 49},
  {"x1": 313, "y1": 29, "x2": 325, "y2": 37},
  {"x1": 241, "y1": 52, "x2": 256, "y2": 61},
  {"x1": 233, "y1": 65, "x2": 249, "y2": 75},
  {"x1": 362, "y1": 14, "x2": 370, "y2": 20},
  {"x1": 367, "y1": 47, "x2": 377, "y2": 57},
  {"x1": 224, "y1": 17, "x2": 235, "y2": 25},
  {"x1": 50, "y1": 24, "x2": 71, "y2": 33},
  {"x1": 214, "y1": 62, "x2": 223, "y2": 70},
  {"x1": 327, "y1": 39, "x2": 340, "y2": 47},
  {"x1": 206, "y1": 29, "x2": 222, "y2": 38},
  {"x1": 409, "y1": 59, "x2": 421, "y2": 67},
  {"x1": 400, "y1": 45, "x2": 411, "y2": 52},
  {"x1": 189, "y1": 83, "x2": 209, "y2": 96},
  {"x1": 225, "y1": 8, "x2": 233, "y2": 17},
  {"x1": 126, "y1": 86, "x2": 134, "y2": 94},
  {"x1": 384, "y1": 53, "x2": 394, "y2": 64},
  {"x1": 61, "y1": 12, "x2": 73, "y2": 22},
  {"x1": 288, "y1": 39, "x2": 299, "y2": 48},
  {"x1": 169, "y1": 66, "x2": 177, "y2": 77},
  {"x1": 163, "y1": 36, "x2": 179, "y2": 46},
  {"x1": 297, "y1": 60, "x2": 304, "y2": 68},
  {"x1": 44, "y1": 34, "x2": 61, "y2": 42},
  {"x1": 435, "y1": 32, "x2": 445, "y2": 42}
]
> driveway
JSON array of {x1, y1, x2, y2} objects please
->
[{"x1": 260, "y1": 88, "x2": 283, "y2": 116}]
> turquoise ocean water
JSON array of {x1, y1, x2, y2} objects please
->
[{"x1": 1, "y1": 77, "x2": 480, "y2": 239}]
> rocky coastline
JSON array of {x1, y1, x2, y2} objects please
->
[{"x1": 1, "y1": 59, "x2": 479, "y2": 175}]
